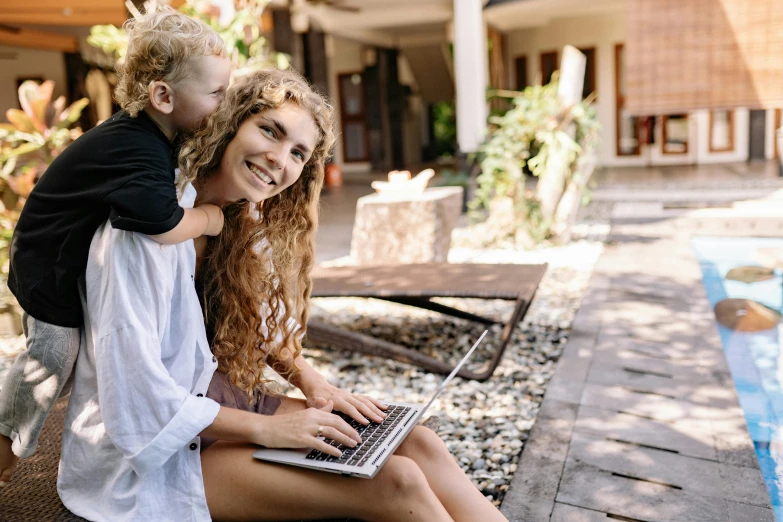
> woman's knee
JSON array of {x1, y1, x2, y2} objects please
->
[
  {"x1": 399, "y1": 425, "x2": 450, "y2": 461},
  {"x1": 376, "y1": 455, "x2": 431, "y2": 500}
]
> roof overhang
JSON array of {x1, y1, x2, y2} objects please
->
[
  {"x1": 483, "y1": 0, "x2": 625, "y2": 31},
  {"x1": 0, "y1": 0, "x2": 126, "y2": 27},
  {"x1": 281, "y1": 0, "x2": 488, "y2": 48}
]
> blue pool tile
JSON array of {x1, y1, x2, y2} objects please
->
[{"x1": 693, "y1": 236, "x2": 783, "y2": 520}]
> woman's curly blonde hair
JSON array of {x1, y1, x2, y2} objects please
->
[
  {"x1": 179, "y1": 68, "x2": 336, "y2": 396},
  {"x1": 115, "y1": 5, "x2": 226, "y2": 117}
]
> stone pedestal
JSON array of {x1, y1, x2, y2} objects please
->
[{"x1": 350, "y1": 187, "x2": 463, "y2": 265}]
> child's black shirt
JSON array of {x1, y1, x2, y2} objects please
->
[{"x1": 8, "y1": 110, "x2": 184, "y2": 327}]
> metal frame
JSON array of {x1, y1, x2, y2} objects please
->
[{"x1": 306, "y1": 264, "x2": 545, "y2": 381}]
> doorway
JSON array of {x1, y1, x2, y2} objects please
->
[
  {"x1": 748, "y1": 109, "x2": 766, "y2": 161},
  {"x1": 338, "y1": 72, "x2": 369, "y2": 163}
]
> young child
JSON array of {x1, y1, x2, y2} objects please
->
[{"x1": 0, "y1": 5, "x2": 232, "y2": 486}]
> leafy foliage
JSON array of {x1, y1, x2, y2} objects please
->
[
  {"x1": 89, "y1": 0, "x2": 289, "y2": 72},
  {"x1": 470, "y1": 78, "x2": 600, "y2": 244},
  {"x1": 0, "y1": 81, "x2": 88, "y2": 169},
  {"x1": 432, "y1": 101, "x2": 456, "y2": 159},
  {"x1": 0, "y1": 80, "x2": 89, "y2": 271}
]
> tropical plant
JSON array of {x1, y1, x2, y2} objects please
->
[
  {"x1": 470, "y1": 76, "x2": 600, "y2": 246},
  {"x1": 432, "y1": 101, "x2": 457, "y2": 159},
  {"x1": 0, "y1": 80, "x2": 89, "y2": 271},
  {"x1": 88, "y1": 0, "x2": 289, "y2": 72}
]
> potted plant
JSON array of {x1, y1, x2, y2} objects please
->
[{"x1": 470, "y1": 78, "x2": 600, "y2": 246}]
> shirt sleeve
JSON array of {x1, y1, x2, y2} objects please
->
[
  {"x1": 103, "y1": 170, "x2": 185, "y2": 235},
  {"x1": 85, "y1": 226, "x2": 219, "y2": 476}
]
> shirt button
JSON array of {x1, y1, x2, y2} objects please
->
[
  {"x1": 197, "y1": 393, "x2": 203, "y2": 397},
  {"x1": 189, "y1": 443, "x2": 198, "y2": 451}
]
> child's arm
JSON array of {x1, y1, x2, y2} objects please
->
[{"x1": 150, "y1": 204, "x2": 224, "y2": 244}]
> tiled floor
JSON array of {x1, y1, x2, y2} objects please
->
[{"x1": 500, "y1": 164, "x2": 783, "y2": 522}]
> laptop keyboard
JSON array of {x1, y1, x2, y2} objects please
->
[{"x1": 305, "y1": 405, "x2": 412, "y2": 467}]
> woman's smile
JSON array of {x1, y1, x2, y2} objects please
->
[{"x1": 246, "y1": 161, "x2": 276, "y2": 186}]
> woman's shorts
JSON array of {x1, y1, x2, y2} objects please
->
[{"x1": 200, "y1": 371, "x2": 284, "y2": 452}]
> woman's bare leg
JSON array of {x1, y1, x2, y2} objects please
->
[
  {"x1": 201, "y1": 397, "x2": 453, "y2": 522},
  {"x1": 395, "y1": 426, "x2": 508, "y2": 522}
]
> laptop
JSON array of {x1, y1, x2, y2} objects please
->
[{"x1": 252, "y1": 330, "x2": 488, "y2": 478}]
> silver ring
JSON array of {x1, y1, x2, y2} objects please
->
[{"x1": 316, "y1": 425, "x2": 324, "y2": 438}]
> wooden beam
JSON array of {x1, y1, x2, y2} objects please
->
[
  {"x1": 0, "y1": 26, "x2": 78, "y2": 52},
  {"x1": 1, "y1": 0, "x2": 123, "y2": 8},
  {"x1": 0, "y1": 9, "x2": 126, "y2": 27}
]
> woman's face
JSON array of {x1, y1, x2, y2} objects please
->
[{"x1": 213, "y1": 101, "x2": 319, "y2": 204}]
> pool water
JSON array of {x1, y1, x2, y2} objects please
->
[{"x1": 692, "y1": 236, "x2": 783, "y2": 521}]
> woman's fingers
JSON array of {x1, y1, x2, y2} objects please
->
[
  {"x1": 356, "y1": 395, "x2": 387, "y2": 420},
  {"x1": 366, "y1": 395, "x2": 388, "y2": 411},
  {"x1": 350, "y1": 397, "x2": 385, "y2": 424},
  {"x1": 311, "y1": 435, "x2": 343, "y2": 457},
  {"x1": 336, "y1": 395, "x2": 386, "y2": 424},
  {"x1": 317, "y1": 422, "x2": 360, "y2": 450}
]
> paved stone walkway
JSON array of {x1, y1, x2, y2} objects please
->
[{"x1": 501, "y1": 182, "x2": 783, "y2": 521}]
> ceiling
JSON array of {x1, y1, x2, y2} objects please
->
[
  {"x1": 483, "y1": 0, "x2": 625, "y2": 31},
  {"x1": 288, "y1": 0, "x2": 454, "y2": 48}
]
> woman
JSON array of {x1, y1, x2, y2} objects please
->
[{"x1": 59, "y1": 68, "x2": 508, "y2": 522}]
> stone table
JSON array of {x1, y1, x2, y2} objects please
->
[{"x1": 349, "y1": 186, "x2": 463, "y2": 266}]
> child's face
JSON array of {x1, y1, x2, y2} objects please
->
[
  {"x1": 170, "y1": 54, "x2": 231, "y2": 132},
  {"x1": 213, "y1": 101, "x2": 319, "y2": 205}
]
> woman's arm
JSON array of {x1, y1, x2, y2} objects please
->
[
  {"x1": 85, "y1": 225, "x2": 220, "y2": 476},
  {"x1": 271, "y1": 347, "x2": 387, "y2": 425}
]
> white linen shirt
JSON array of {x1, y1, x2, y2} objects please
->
[{"x1": 58, "y1": 183, "x2": 220, "y2": 522}]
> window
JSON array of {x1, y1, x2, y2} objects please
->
[
  {"x1": 709, "y1": 110, "x2": 734, "y2": 152},
  {"x1": 540, "y1": 51, "x2": 558, "y2": 85},
  {"x1": 515, "y1": 55, "x2": 528, "y2": 91},
  {"x1": 662, "y1": 114, "x2": 689, "y2": 154},
  {"x1": 578, "y1": 47, "x2": 596, "y2": 100},
  {"x1": 614, "y1": 44, "x2": 640, "y2": 156}
]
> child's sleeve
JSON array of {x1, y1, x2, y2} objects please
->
[{"x1": 103, "y1": 169, "x2": 184, "y2": 236}]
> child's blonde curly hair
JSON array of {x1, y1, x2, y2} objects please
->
[{"x1": 115, "y1": 5, "x2": 226, "y2": 117}]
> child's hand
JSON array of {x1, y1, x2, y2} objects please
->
[{"x1": 198, "y1": 204, "x2": 224, "y2": 236}]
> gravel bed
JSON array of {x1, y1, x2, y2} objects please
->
[
  {"x1": 0, "y1": 221, "x2": 607, "y2": 508},
  {"x1": 275, "y1": 228, "x2": 606, "y2": 507}
]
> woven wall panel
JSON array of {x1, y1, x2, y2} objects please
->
[{"x1": 625, "y1": 0, "x2": 783, "y2": 114}]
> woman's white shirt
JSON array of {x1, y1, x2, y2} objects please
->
[{"x1": 58, "y1": 183, "x2": 220, "y2": 522}]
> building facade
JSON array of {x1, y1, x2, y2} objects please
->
[
  {"x1": 1, "y1": 0, "x2": 780, "y2": 173},
  {"x1": 484, "y1": 0, "x2": 782, "y2": 168}
]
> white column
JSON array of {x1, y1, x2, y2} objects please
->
[{"x1": 453, "y1": 0, "x2": 488, "y2": 154}]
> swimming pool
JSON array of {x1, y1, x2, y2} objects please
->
[{"x1": 692, "y1": 236, "x2": 783, "y2": 521}]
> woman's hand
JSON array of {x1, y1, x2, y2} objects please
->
[
  {"x1": 302, "y1": 378, "x2": 387, "y2": 425},
  {"x1": 253, "y1": 400, "x2": 361, "y2": 458}
]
